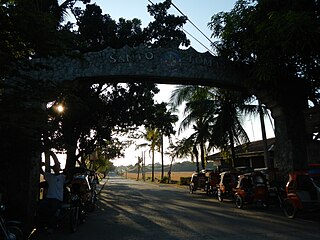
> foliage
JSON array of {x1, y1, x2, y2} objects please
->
[
  {"x1": 208, "y1": 0, "x2": 320, "y2": 107},
  {"x1": 85, "y1": 145, "x2": 116, "y2": 173},
  {"x1": 208, "y1": 0, "x2": 320, "y2": 171},
  {"x1": 170, "y1": 85, "x2": 258, "y2": 169},
  {"x1": 0, "y1": 0, "x2": 190, "y2": 225},
  {"x1": 144, "y1": 0, "x2": 190, "y2": 48},
  {"x1": 74, "y1": 3, "x2": 145, "y2": 51},
  {"x1": 46, "y1": 81, "x2": 161, "y2": 169},
  {"x1": 179, "y1": 177, "x2": 191, "y2": 185}
]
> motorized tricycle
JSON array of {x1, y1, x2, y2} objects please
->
[
  {"x1": 189, "y1": 170, "x2": 208, "y2": 194},
  {"x1": 217, "y1": 171, "x2": 240, "y2": 202},
  {"x1": 282, "y1": 170, "x2": 320, "y2": 218},
  {"x1": 69, "y1": 167, "x2": 97, "y2": 213},
  {"x1": 234, "y1": 171, "x2": 269, "y2": 209},
  {"x1": 206, "y1": 170, "x2": 220, "y2": 196}
]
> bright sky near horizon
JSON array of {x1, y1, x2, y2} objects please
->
[{"x1": 67, "y1": 0, "x2": 275, "y2": 167}]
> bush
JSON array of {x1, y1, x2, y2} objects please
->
[
  {"x1": 180, "y1": 177, "x2": 191, "y2": 185},
  {"x1": 160, "y1": 176, "x2": 169, "y2": 183}
]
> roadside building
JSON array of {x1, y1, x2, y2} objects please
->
[{"x1": 207, "y1": 138, "x2": 275, "y2": 170}]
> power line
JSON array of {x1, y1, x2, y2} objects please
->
[
  {"x1": 170, "y1": 1, "x2": 217, "y2": 50},
  {"x1": 182, "y1": 28, "x2": 215, "y2": 55},
  {"x1": 147, "y1": 0, "x2": 216, "y2": 55}
]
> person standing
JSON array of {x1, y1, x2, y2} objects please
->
[{"x1": 38, "y1": 154, "x2": 66, "y2": 232}]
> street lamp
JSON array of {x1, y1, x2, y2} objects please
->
[{"x1": 55, "y1": 104, "x2": 64, "y2": 113}]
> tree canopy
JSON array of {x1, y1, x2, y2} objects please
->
[
  {"x1": 208, "y1": 0, "x2": 320, "y2": 108},
  {"x1": 0, "y1": 0, "x2": 187, "y2": 225},
  {"x1": 208, "y1": 0, "x2": 320, "y2": 171}
]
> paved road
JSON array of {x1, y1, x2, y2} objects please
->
[{"x1": 31, "y1": 175, "x2": 320, "y2": 240}]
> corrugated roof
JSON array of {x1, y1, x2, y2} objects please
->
[{"x1": 207, "y1": 138, "x2": 275, "y2": 161}]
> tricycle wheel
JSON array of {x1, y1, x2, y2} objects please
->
[
  {"x1": 235, "y1": 195, "x2": 244, "y2": 209},
  {"x1": 189, "y1": 184, "x2": 194, "y2": 194},
  {"x1": 206, "y1": 185, "x2": 210, "y2": 195},
  {"x1": 7, "y1": 225, "x2": 24, "y2": 240},
  {"x1": 283, "y1": 199, "x2": 297, "y2": 219},
  {"x1": 217, "y1": 189, "x2": 223, "y2": 202},
  {"x1": 69, "y1": 206, "x2": 79, "y2": 233}
]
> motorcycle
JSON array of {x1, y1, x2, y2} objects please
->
[{"x1": 0, "y1": 201, "x2": 24, "y2": 240}]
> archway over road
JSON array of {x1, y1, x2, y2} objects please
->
[
  {"x1": 28, "y1": 45, "x2": 246, "y2": 89},
  {"x1": 26, "y1": 45, "x2": 309, "y2": 171}
]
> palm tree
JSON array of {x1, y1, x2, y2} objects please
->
[
  {"x1": 167, "y1": 137, "x2": 200, "y2": 172},
  {"x1": 209, "y1": 89, "x2": 256, "y2": 168},
  {"x1": 145, "y1": 127, "x2": 161, "y2": 182},
  {"x1": 170, "y1": 85, "x2": 259, "y2": 169},
  {"x1": 170, "y1": 85, "x2": 217, "y2": 170}
]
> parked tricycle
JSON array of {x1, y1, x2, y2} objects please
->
[
  {"x1": 206, "y1": 170, "x2": 220, "y2": 196},
  {"x1": 234, "y1": 171, "x2": 269, "y2": 209},
  {"x1": 282, "y1": 170, "x2": 320, "y2": 218},
  {"x1": 189, "y1": 170, "x2": 208, "y2": 194},
  {"x1": 217, "y1": 171, "x2": 240, "y2": 202}
]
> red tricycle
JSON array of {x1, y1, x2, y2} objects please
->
[
  {"x1": 189, "y1": 170, "x2": 208, "y2": 194},
  {"x1": 206, "y1": 170, "x2": 220, "y2": 196},
  {"x1": 217, "y1": 171, "x2": 240, "y2": 202},
  {"x1": 234, "y1": 171, "x2": 269, "y2": 209},
  {"x1": 282, "y1": 170, "x2": 320, "y2": 218}
]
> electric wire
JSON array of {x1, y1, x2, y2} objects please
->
[
  {"x1": 182, "y1": 28, "x2": 215, "y2": 55},
  {"x1": 147, "y1": 0, "x2": 216, "y2": 55},
  {"x1": 170, "y1": 1, "x2": 218, "y2": 50}
]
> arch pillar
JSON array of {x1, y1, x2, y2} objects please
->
[{"x1": 257, "y1": 83, "x2": 309, "y2": 172}]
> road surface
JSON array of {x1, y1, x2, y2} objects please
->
[{"x1": 31, "y1": 174, "x2": 320, "y2": 240}]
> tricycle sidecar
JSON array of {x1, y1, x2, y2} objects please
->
[
  {"x1": 189, "y1": 170, "x2": 209, "y2": 194},
  {"x1": 282, "y1": 170, "x2": 320, "y2": 218},
  {"x1": 207, "y1": 170, "x2": 220, "y2": 196},
  {"x1": 217, "y1": 171, "x2": 240, "y2": 202},
  {"x1": 234, "y1": 171, "x2": 269, "y2": 209}
]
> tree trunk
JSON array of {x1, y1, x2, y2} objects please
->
[
  {"x1": 200, "y1": 142, "x2": 205, "y2": 170},
  {"x1": 151, "y1": 148, "x2": 155, "y2": 182},
  {"x1": 137, "y1": 163, "x2": 140, "y2": 181},
  {"x1": 193, "y1": 145, "x2": 200, "y2": 173},
  {"x1": 168, "y1": 157, "x2": 174, "y2": 183},
  {"x1": 228, "y1": 129, "x2": 236, "y2": 169},
  {"x1": 65, "y1": 140, "x2": 78, "y2": 171},
  {"x1": 0, "y1": 104, "x2": 44, "y2": 235},
  {"x1": 273, "y1": 109, "x2": 308, "y2": 171},
  {"x1": 161, "y1": 135, "x2": 164, "y2": 180},
  {"x1": 258, "y1": 100, "x2": 270, "y2": 169}
]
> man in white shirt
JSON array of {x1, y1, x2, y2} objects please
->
[
  {"x1": 38, "y1": 159, "x2": 66, "y2": 232},
  {"x1": 43, "y1": 164, "x2": 66, "y2": 202}
]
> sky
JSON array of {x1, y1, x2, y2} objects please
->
[
  {"x1": 91, "y1": 0, "x2": 237, "y2": 53},
  {"x1": 66, "y1": 0, "x2": 275, "y2": 167}
]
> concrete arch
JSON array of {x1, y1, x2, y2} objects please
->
[
  {"x1": 25, "y1": 45, "x2": 310, "y2": 172},
  {"x1": 28, "y1": 45, "x2": 247, "y2": 89}
]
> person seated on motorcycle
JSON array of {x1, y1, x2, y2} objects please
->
[{"x1": 38, "y1": 159, "x2": 66, "y2": 232}]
